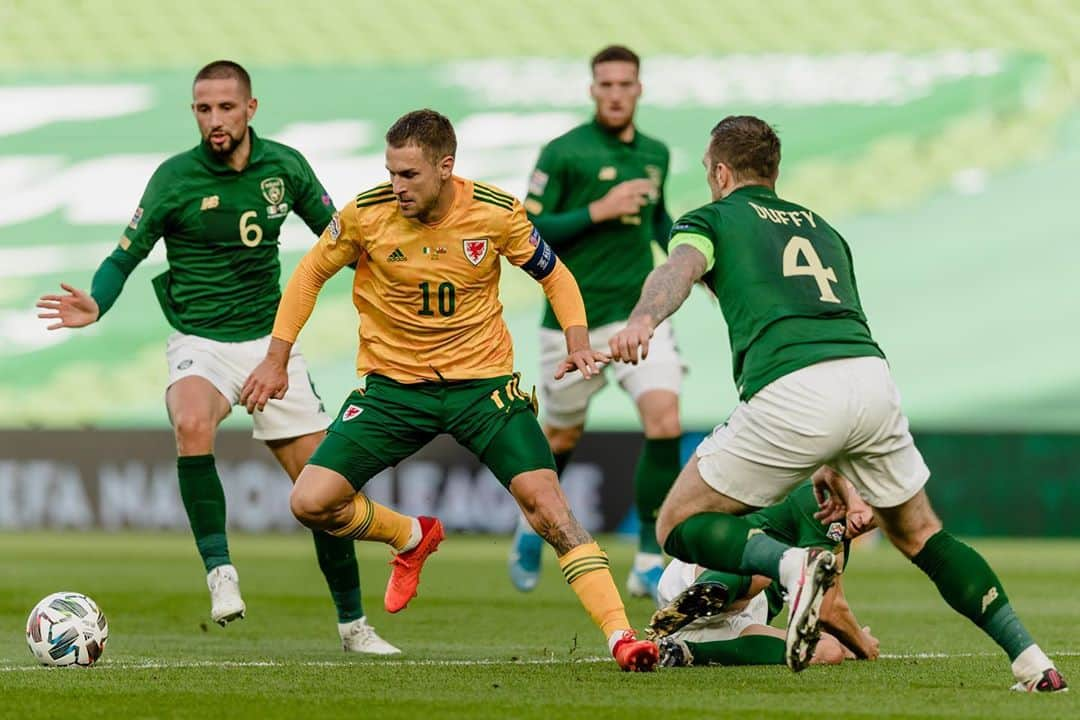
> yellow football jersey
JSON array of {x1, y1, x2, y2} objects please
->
[{"x1": 274, "y1": 176, "x2": 585, "y2": 383}]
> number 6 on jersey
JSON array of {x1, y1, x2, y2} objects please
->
[{"x1": 782, "y1": 235, "x2": 840, "y2": 304}]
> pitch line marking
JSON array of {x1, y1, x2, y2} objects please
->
[{"x1": 3, "y1": 651, "x2": 1079, "y2": 672}]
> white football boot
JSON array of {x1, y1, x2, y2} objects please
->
[
  {"x1": 1010, "y1": 667, "x2": 1068, "y2": 693},
  {"x1": 338, "y1": 617, "x2": 401, "y2": 655},
  {"x1": 783, "y1": 548, "x2": 839, "y2": 672},
  {"x1": 207, "y1": 564, "x2": 246, "y2": 626}
]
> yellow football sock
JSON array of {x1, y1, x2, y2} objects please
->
[
  {"x1": 328, "y1": 493, "x2": 414, "y2": 550},
  {"x1": 558, "y1": 542, "x2": 631, "y2": 638}
]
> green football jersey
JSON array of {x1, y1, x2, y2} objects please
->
[
  {"x1": 525, "y1": 119, "x2": 671, "y2": 330},
  {"x1": 754, "y1": 482, "x2": 850, "y2": 623},
  {"x1": 99, "y1": 129, "x2": 333, "y2": 342},
  {"x1": 670, "y1": 185, "x2": 883, "y2": 400},
  {"x1": 700, "y1": 481, "x2": 849, "y2": 623},
  {"x1": 747, "y1": 482, "x2": 846, "y2": 551}
]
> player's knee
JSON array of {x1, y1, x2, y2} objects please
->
[
  {"x1": 289, "y1": 485, "x2": 331, "y2": 528},
  {"x1": 637, "y1": 391, "x2": 681, "y2": 438},
  {"x1": 544, "y1": 424, "x2": 583, "y2": 455},
  {"x1": 171, "y1": 411, "x2": 216, "y2": 451},
  {"x1": 641, "y1": 406, "x2": 681, "y2": 439}
]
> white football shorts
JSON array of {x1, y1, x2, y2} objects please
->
[
  {"x1": 695, "y1": 356, "x2": 929, "y2": 509},
  {"x1": 539, "y1": 319, "x2": 684, "y2": 428},
  {"x1": 165, "y1": 332, "x2": 331, "y2": 441}
]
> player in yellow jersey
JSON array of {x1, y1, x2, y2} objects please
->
[{"x1": 240, "y1": 109, "x2": 659, "y2": 671}]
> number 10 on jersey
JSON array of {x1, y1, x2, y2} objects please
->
[{"x1": 418, "y1": 281, "x2": 456, "y2": 317}]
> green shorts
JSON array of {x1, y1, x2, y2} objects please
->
[{"x1": 308, "y1": 373, "x2": 556, "y2": 491}]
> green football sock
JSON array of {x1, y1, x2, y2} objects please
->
[
  {"x1": 685, "y1": 634, "x2": 785, "y2": 666},
  {"x1": 312, "y1": 531, "x2": 363, "y2": 623},
  {"x1": 634, "y1": 437, "x2": 681, "y2": 554},
  {"x1": 177, "y1": 454, "x2": 230, "y2": 572},
  {"x1": 911, "y1": 530, "x2": 1032, "y2": 660},
  {"x1": 664, "y1": 513, "x2": 791, "y2": 581}
]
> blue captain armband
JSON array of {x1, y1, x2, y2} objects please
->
[{"x1": 521, "y1": 229, "x2": 557, "y2": 280}]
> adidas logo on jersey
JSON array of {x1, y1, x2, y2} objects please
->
[{"x1": 387, "y1": 248, "x2": 407, "y2": 262}]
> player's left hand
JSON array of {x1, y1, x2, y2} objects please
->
[
  {"x1": 240, "y1": 358, "x2": 288, "y2": 414},
  {"x1": 555, "y1": 349, "x2": 609, "y2": 380},
  {"x1": 812, "y1": 465, "x2": 849, "y2": 523},
  {"x1": 608, "y1": 319, "x2": 654, "y2": 365}
]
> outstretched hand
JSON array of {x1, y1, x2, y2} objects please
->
[
  {"x1": 555, "y1": 349, "x2": 609, "y2": 380},
  {"x1": 37, "y1": 283, "x2": 100, "y2": 329}
]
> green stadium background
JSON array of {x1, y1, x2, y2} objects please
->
[{"x1": 1, "y1": 0, "x2": 1078, "y2": 532}]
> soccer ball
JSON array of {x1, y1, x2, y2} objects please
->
[{"x1": 25, "y1": 592, "x2": 109, "y2": 667}]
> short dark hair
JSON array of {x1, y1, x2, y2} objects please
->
[
  {"x1": 385, "y1": 109, "x2": 457, "y2": 162},
  {"x1": 193, "y1": 60, "x2": 252, "y2": 96},
  {"x1": 707, "y1": 115, "x2": 781, "y2": 183},
  {"x1": 590, "y1": 45, "x2": 640, "y2": 73}
]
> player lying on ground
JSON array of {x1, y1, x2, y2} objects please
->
[
  {"x1": 607, "y1": 114, "x2": 1066, "y2": 691},
  {"x1": 36, "y1": 60, "x2": 397, "y2": 654},
  {"x1": 240, "y1": 109, "x2": 659, "y2": 671},
  {"x1": 647, "y1": 472, "x2": 879, "y2": 667},
  {"x1": 512, "y1": 44, "x2": 682, "y2": 601}
]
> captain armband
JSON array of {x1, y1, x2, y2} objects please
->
[{"x1": 521, "y1": 228, "x2": 556, "y2": 280}]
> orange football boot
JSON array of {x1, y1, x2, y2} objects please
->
[
  {"x1": 384, "y1": 516, "x2": 445, "y2": 613},
  {"x1": 612, "y1": 630, "x2": 659, "y2": 672}
]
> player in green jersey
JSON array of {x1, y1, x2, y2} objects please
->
[
  {"x1": 648, "y1": 472, "x2": 880, "y2": 667},
  {"x1": 607, "y1": 115, "x2": 1066, "y2": 691},
  {"x1": 510, "y1": 45, "x2": 682, "y2": 601},
  {"x1": 36, "y1": 60, "x2": 398, "y2": 655}
]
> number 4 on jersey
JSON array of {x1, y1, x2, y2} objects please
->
[{"x1": 782, "y1": 236, "x2": 840, "y2": 304}]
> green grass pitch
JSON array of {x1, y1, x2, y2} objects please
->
[{"x1": 1, "y1": 533, "x2": 1077, "y2": 719}]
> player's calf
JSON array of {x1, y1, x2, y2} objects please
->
[
  {"x1": 511, "y1": 469, "x2": 658, "y2": 670},
  {"x1": 880, "y1": 492, "x2": 1064, "y2": 689}
]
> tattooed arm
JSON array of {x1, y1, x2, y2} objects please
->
[{"x1": 608, "y1": 244, "x2": 708, "y2": 364}]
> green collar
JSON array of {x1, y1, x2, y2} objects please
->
[
  {"x1": 197, "y1": 127, "x2": 265, "y2": 173},
  {"x1": 726, "y1": 184, "x2": 777, "y2": 200},
  {"x1": 590, "y1": 117, "x2": 637, "y2": 148}
]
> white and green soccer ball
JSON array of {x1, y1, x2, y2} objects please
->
[{"x1": 25, "y1": 592, "x2": 109, "y2": 667}]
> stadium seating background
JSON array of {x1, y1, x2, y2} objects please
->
[{"x1": 1, "y1": 0, "x2": 1078, "y2": 432}]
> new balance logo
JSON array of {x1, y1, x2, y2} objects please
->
[
  {"x1": 387, "y1": 248, "x2": 407, "y2": 262},
  {"x1": 981, "y1": 587, "x2": 999, "y2": 614}
]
